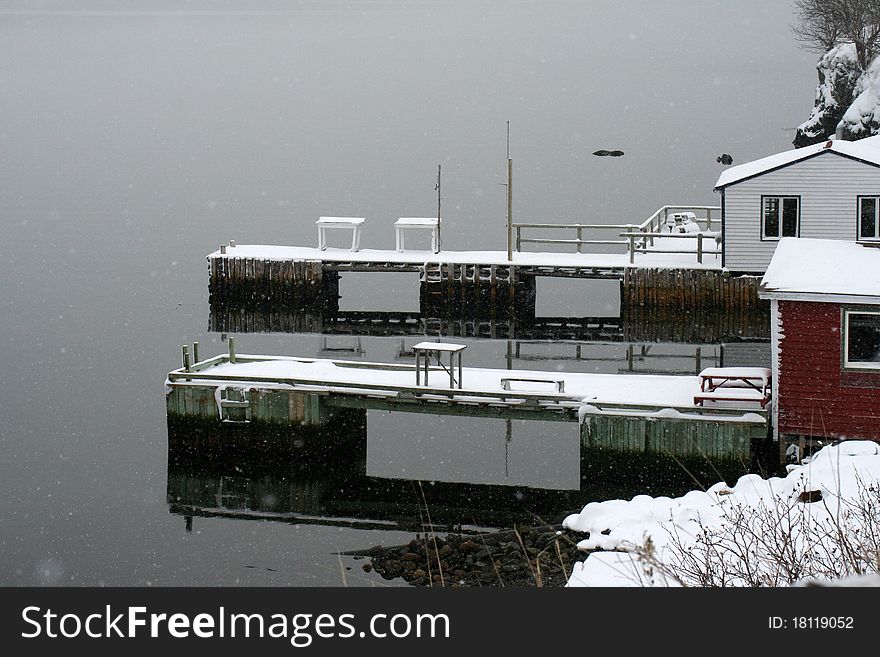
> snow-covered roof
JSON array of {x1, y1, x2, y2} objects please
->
[
  {"x1": 714, "y1": 135, "x2": 880, "y2": 189},
  {"x1": 759, "y1": 238, "x2": 880, "y2": 301}
]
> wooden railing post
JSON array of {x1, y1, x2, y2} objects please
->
[
  {"x1": 628, "y1": 234, "x2": 636, "y2": 264},
  {"x1": 697, "y1": 233, "x2": 703, "y2": 264},
  {"x1": 515, "y1": 226, "x2": 521, "y2": 252},
  {"x1": 228, "y1": 336, "x2": 236, "y2": 364},
  {"x1": 577, "y1": 226, "x2": 583, "y2": 253},
  {"x1": 706, "y1": 208, "x2": 712, "y2": 231},
  {"x1": 192, "y1": 341, "x2": 200, "y2": 365}
]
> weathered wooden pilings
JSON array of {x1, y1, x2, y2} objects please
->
[
  {"x1": 621, "y1": 306, "x2": 770, "y2": 343},
  {"x1": 208, "y1": 255, "x2": 339, "y2": 309},
  {"x1": 419, "y1": 263, "x2": 536, "y2": 315},
  {"x1": 208, "y1": 253, "x2": 769, "y2": 319},
  {"x1": 622, "y1": 269, "x2": 766, "y2": 311}
]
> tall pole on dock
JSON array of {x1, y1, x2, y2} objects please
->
[
  {"x1": 506, "y1": 121, "x2": 513, "y2": 262},
  {"x1": 435, "y1": 164, "x2": 441, "y2": 254}
]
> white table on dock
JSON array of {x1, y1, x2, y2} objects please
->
[
  {"x1": 412, "y1": 341, "x2": 466, "y2": 388},
  {"x1": 316, "y1": 216, "x2": 365, "y2": 252},
  {"x1": 395, "y1": 217, "x2": 440, "y2": 253}
]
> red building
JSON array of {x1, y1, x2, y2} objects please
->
[{"x1": 759, "y1": 238, "x2": 880, "y2": 444}]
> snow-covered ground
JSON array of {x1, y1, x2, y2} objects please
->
[{"x1": 564, "y1": 440, "x2": 880, "y2": 587}]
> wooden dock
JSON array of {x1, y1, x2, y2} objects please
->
[
  {"x1": 206, "y1": 243, "x2": 764, "y2": 315},
  {"x1": 166, "y1": 346, "x2": 770, "y2": 459}
]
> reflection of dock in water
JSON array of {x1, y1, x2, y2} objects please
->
[
  {"x1": 166, "y1": 414, "x2": 587, "y2": 533},
  {"x1": 209, "y1": 303, "x2": 769, "y2": 344},
  {"x1": 166, "y1": 412, "x2": 767, "y2": 534}
]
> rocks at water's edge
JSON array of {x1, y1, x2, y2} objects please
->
[{"x1": 349, "y1": 525, "x2": 585, "y2": 587}]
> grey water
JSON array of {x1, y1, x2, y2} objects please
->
[{"x1": 1, "y1": 1, "x2": 811, "y2": 585}]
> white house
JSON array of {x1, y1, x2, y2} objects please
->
[{"x1": 714, "y1": 135, "x2": 880, "y2": 273}]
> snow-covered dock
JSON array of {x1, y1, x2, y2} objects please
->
[
  {"x1": 207, "y1": 243, "x2": 763, "y2": 315},
  {"x1": 166, "y1": 347, "x2": 771, "y2": 459},
  {"x1": 209, "y1": 244, "x2": 722, "y2": 273}
]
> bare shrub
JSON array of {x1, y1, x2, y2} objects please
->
[{"x1": 626, "y1": 476, "x2": 880, "y2": 587}]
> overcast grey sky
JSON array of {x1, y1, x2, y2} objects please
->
[{"x1": 1, "y1": 1, "x2": 818, "y2": 249}]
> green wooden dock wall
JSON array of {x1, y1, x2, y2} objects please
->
[
  {"x1": 580, "y1": 414, "x2": 769, "y2": 460},
  {"x1": 166, "y1": 384, "x2": 327, "y2": 426}
]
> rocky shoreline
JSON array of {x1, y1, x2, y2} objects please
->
[{"x1": 347, "y1": 524, "x2": 585, "y2": 587}]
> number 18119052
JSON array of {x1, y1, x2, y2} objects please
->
[{"x1": 769, "y1": 616, "x2": 854, "y2": 630}]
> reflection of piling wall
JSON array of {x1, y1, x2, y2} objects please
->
[
  {"x1": 622, "y1": 269, "x2": 766, "y2": 312},
  {"x1": 209, "y1": 300, "x2": 325, "y2": 334},
  {"x1": 208, "y1": 256, "x2": 339, "y2": 309},
  {"x1": 166, "y1": 409, "x2": 367, "y2": 466},
  {"x1": 579, "y1": 446, "x2": 757, "y2": 499},
  {"x1": 208, "y1": 299, "x2": 768, "y2": 344}
]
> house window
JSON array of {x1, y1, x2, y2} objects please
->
[
  {"x1": 762, "y1": 196, "x2": 799, "y2": 240},
  {"x1": 858, "y1": 196, "x2": 880, "y2": 241},
  {"x1": 843, "y1": 310, "x2": 880, "y2": 369}
]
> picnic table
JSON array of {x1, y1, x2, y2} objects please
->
[{"x1": 694, "y1": 367, "x2": 771, "y2": 408}]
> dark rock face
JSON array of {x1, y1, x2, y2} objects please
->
[
  {"x1": 794, "y1": 44, "x2": 864, "y2": 147},
  {"x1": 357, "y1": 525, "x2": 585, "y2": 587}
]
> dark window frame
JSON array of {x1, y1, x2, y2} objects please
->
[
  {"x1": 856, "y1": 195, "x2": 880, "y2": 242},
  {"x1": 841, "y1": 306, "x2": 880, "y2": 371},
  {"x1": 760, "y1": 195, "x2": 800, "y2": 241}
]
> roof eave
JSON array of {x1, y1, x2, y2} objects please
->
[{"x1": 758, "y1": 289, "x2": 880, "y2": 304}]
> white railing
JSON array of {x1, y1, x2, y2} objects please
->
[
  {"x1": 513, "y1": 222, "x2": 641, "y2": 253},
  {"x1": 512, "y1": 205, "x2": 722, "y2": 264},
  {"x1": 619, "y1": 231, "x2": 722, "y2": 264},
  {"x1": 639, "y1": 205, "x2": 720, "y2": 234}
]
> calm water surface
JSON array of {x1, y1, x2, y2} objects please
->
[{"x1": 1, "y1": 2, "x2": 810, "y2": 585}]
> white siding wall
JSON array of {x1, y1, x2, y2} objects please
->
[{"x1": 722, "y1": 153, "x2": 880, "y2": 272}]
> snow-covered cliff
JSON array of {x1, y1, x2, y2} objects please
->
[{"x1": 794, "y1": 43, "x2": 880, "y2": 146}]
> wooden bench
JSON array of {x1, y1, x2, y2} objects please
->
[
  {"x1": 500, "y1": 377, "x2": 565, "y2": 393},
  {"x1": 693, "y1": 388, "x2": 770, "y2": 408},
  {"x1": 316, "y1": 216, "x2": 365, "y2": 251},
  {"x1": 694, "y1": 366, "x2": 771, "y2": 408}
]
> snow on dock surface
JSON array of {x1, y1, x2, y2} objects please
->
[
  {"x1": 564, "y1": 440, "x2": 880, "y2": 587},
  {"x1": 200, "y1": 355, "x2": 709, "y2": 408},
  {"x1": 207, "y1": 244, "x2": 721, "y2": 270},
  {"x1": 177, "y1": 355, "x2": 768, "y2": 420}
]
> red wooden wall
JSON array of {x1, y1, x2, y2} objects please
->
[{"x1": 778, "y1": 300, "x2": 880, "y2": 440}]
